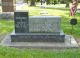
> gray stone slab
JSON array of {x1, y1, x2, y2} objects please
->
[
  {"x1": 11, "y1": 30, "x2": 65, "y2": 42},
  {"x1": 29, "y1": 16, "x2": 61, "y2": 32},
  {"x1": 1, "y1": 35, "x2": 79, "y2": 48}
]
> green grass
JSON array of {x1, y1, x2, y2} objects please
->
[
  {"x1": 0, "y1": 46, "x2": 80, "y2": 58},
  {"x1": 0, "y1": 20, "x2": 14, "y2": 35}
]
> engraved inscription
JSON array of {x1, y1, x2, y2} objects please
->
[
  {"x1": 14, "y1": 11, "x2": 29, "y2": 33},
  {"x1": 29, "y1": 18, "x2": 60, "y2": 32},
  {"x1": 15, "y1": 17, "x2": 27, "y2": 29}
]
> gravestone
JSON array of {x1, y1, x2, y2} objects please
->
[
  {"x1": 29, "y1": 16, "x2": 60, "y2": 33},
  {"x1": 14, "y1": 11, "x2": 29, "y2": 33},
  {"x1": 1, "y1": 0, "x2": 14, "y2": 12},
  {"x1": 11, "y1": 11, "x2": 65, "y2": 42}
]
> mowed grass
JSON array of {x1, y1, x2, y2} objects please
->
[
  {"x1": 22, "y1": 6, "x2": 67, "y2": 16},
  {"x1": 0, "y1": 20, "x2": 14, "y2": 35},
  {"x1": 0, "y1": 6, "x2": 80, "y2": 38},
  {"x1": 0, "y1": 46, "x2": 80, "y2": 58}
]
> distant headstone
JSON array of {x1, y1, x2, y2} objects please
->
[
  {"x1": 14, "y1": 11, "x2": 29, "y2": 33},
  {"x1": 1, "y1": 0, "x2": 14, "y2": 12}
]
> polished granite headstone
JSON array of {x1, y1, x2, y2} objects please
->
[
  {"x1": 11, "y1": 11, "x2": 65, "y2": 42},
  {"x1": 14, "y1": 11, "x2": 29, "y2": 33}
]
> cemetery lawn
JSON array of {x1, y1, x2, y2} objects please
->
[
  {"x1": 0, "y1": 20, "x2": 14, "y2": 35},
  {"x1": 0, "y1": 7, "x2": 80, "y2": 39},
  {"x1": 0, "y1": 46, "x2": 80, "y2": 58}
]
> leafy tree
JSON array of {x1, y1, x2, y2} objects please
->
[
  {"x1": 51, "y1": 0, "x2": 59, "y2": 5},
  {"x1": 36, "y1": 0, "x2": 40, "y2": 2},
  {"x1": 24, "y1": 0, "x2": 28, "y2": 3},
  {"x1": 53, "y1": 0, "x2": 57, "y2": 5},
  {"x1": 46, "y1": 0, "x2": 51, "y2": 5}
]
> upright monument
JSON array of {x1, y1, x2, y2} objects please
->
[
  {"x1": 14, "y1": 11, "x2": 29, "y2": 33},
  {"x1": 11, "y1": 11, "x2": 65, "y2": 42},
  {"x1": 1, "y1": 0, "x2": 14, "y2": 12}
]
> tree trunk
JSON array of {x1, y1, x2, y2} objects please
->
[
  {"x1": 30, "y1": 0, "x2": 36, "y2": 6},
  {"x1": 41, "y1": 0, "x2": 43, "y2": 5},
  {"x1": 65, "y1": 0, "x2": 69, "y2": 8}
]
